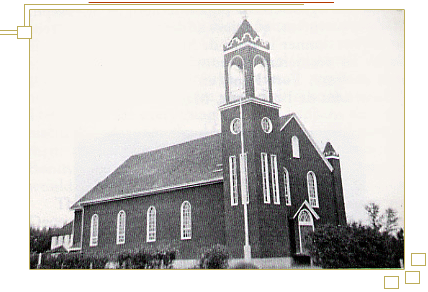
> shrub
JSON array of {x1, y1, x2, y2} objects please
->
[
  {"x1": 38, "y1": 253, "x2": 109, "y2": 269},
  {"x1": 309, "y1": 223, "x2": 404, "y2": 269},
  {"x1": 33, "y1": 247, "x2": 177, "y2": 269},
  {"x1": 199, "y1": 244, "x2": 229, "y2": 269},
  {"x1": 230, "y1": 262, "x2": 259, "y2": 269},
  {"x1": 30, "y1": 226, "x2": 53, "y2": 253},
  {"x1": 117, "y1": 248, "x2": 177, "y2": 269},
  {"x1": 30, "y1": 253, "x2": 39, "y2": 269}
]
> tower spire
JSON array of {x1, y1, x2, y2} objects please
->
[{"x1": 223, "y1": 19, "x2": 269, "y2": 51}]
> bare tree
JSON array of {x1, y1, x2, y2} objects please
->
[
  {"x1": 365, "y1": 203, "x2": 400, "y2": 234},
  {"x1": 365, "y1": 202, "x2": 381, "y2": 230},
  {"x1": 381, "y1": 208, "x2": 399, "y2": 235}
]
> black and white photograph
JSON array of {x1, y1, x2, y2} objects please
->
[
  {"x1": 8, "y1": 3, "x2": 428, "y2": 290},
  {"x1": 25, "y1": 9, "x2": 404, "y2": 270}
]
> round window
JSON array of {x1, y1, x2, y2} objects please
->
[
  {"x1": 230, "y1": 118, "x2": 241, "y2": 134},
  {"x1": 261, "y1": 117, "x2": 273, "y2": 133}
]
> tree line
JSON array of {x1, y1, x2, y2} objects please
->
[
  {"x1": 30, "y1": 226, "x2": 61, "y2": 253},
  {"x1": 309, "y1": 203, "x2": 404, "y2": 269}
]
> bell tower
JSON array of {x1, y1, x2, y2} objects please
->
[
  {"x1": 223, "y1": 19, "x2": 274, "y2": 103},
  {"x1": 220, "y1": 19, "x2": 290, "y2": 259}
]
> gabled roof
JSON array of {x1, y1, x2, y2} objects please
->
[
  {"x1": 292, "y1": 200, "x2": 320, "y2": 220},
  {"x1": 51, "y1": 221, "x2": 73, "y2": 236},
  {"x1": 71, "y1": 134, "x2": 223, "y2": 209},
  {"x1": 280, "y1": 113, "x2": 334, "y2": 172},
  {"x1": 71, "y1": 114, "x2": 331, "y2": 208},
  {"x1": 279, "y1": 113, "x2": 294, "y2": 127}
]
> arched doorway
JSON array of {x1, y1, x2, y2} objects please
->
[{"x1": 298, "y1": 209, "x2": 314, "y2": 254}]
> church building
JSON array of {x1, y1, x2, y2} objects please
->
[{"x1": 70, "y1": 19, "x2": 346, "y2": 264}]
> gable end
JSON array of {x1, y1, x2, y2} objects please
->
[{"x1": 280, "y1": 114, "x2": 334, "y2": 172}]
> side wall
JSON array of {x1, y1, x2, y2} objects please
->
[
  {"x1": 78, "y1": 183, "x2": 225, "y2": 260},
  {"x1": 280, "y1": 118, "x2": 339, "y2": 226}
]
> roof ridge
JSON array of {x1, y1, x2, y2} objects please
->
[
  {"x1": 131, "y1": 132, "x2": 221, "y2": 158},
  {"x1": 71, "y1": 132, "x2": 223, "y2": 209}
]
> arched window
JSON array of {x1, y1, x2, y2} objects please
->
[
  {"x1": 271, "y1": 154, "x2": 280, "y2": 204},
  {"x1": 292, "y1": 136, "x2": 300, "y2": 158},
  {"x1": 298, "y1": 209, "x2": 314, "y2": 254},
  {"x1": 90, "y1": 214, "x2": 99, "y2": 247},
  {"x1": 307, "y1": 171, "x2": 319, "y2": 208},
  {"x1": 284, "y1": 168, "x2": 291, "y2": 206},
  {"x1": 261, "y1": 153, "x2": 270, "y2": 203},
  {"x1": 116, "y1": 210, "x2": 126, "y2": 244},
  {"x1": 146, "y1": 206, "x2": 156, "y2": 242},
  {"x1": 181, "y1": 201, "x2": 192, "y2": 240},
  {"x1": 298, "y1": 209, "x2": 314, "y2": 226},
  {"x1": 228, "y1": 56, "x2": 245, "y2": 102},
  {"x1": 253, "y1": 55, "x2": 269, "y2": 100}
]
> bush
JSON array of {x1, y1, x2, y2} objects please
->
[
  {"x1": 33, "y1": 247, "x2": 177, "y2": 269},
  {"x1": 230, "y1": 262, "x2": 259, "y2": 269},
  {"x1": 198, "y1": 244, "x2": 229, "y2": 269},
  {"x1": 117, "y1": 248, "x2": 177, "y2": 269},
  {"x1": 309, "y1": 223, "x2": 404, "y2": 269},
  {"x1": 38, "y1": 253, "x2": 109, "y2": 269},
  {"x1": 30, "y1": 253, "x2": 39, "y2": 269},
  {"x1": 30, "y1": 226, "x2": 53, "y2": 254}
]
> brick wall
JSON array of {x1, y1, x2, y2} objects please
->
[
  {"x1": 280, "y1": 117, "x2": 347, "y2": 253},
  {"x1": 221, "y1": 102, "x2": 291, "y2": 258},
  {"x1": 79, "y1": 182, "x2": 225, "y2": 259},
  {"x1": 280, "y1": 118, "x2": 339, "y2": 224}
]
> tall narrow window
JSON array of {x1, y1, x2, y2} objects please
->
[
  {"x1": 292, "y1": 136, "x2": 300, "y2": 158},
  {"x1": 307, "y1": 171, "x2": 319, "y2": 208},
  {"x1": 90, "y1": 214, "x2": 99, "y2": 247},
  {"x1": 271, "y1": 154, "x2": 280, "y2": 204},
  {"x1": 240, "y1": 153, "x2": 249, "y2": 204},
  {"x1": 58, "y1": 236, "x2": 63, "y2": 246},
  {"x1": 284, "y1": 168, "x2": 291, "y2": 206},
  {"x1": 229, "y1": 156, "x2": 238, "y2": 206},
  {"x1": 253, "y1": 55, "x2": 269, "y2": 100},
  {"x1": 64, "y1": 235, "x2": 70, "y2": 247},
  {"x1": 228, "y1": 56, "x2": 245, "y2": 102},
  {"x1": 116, "y1": 210, "x2": 126, "y2": 244},
  {"x1": 261, "y1": 153, "x2": 270, "y2": 203},
  {"x1": 51, "y1": 236, "x2": 57, "y2": 249},
  {"x1": 181, "y1": 201, "x2": 191, "y2": 240},
  {"x1": 146, "y1": 206, "x2": 156, "y2": 242}
]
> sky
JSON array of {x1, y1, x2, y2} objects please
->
[{"x1": 28, "y1": 9, "x2": 404, "y2": 228}]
